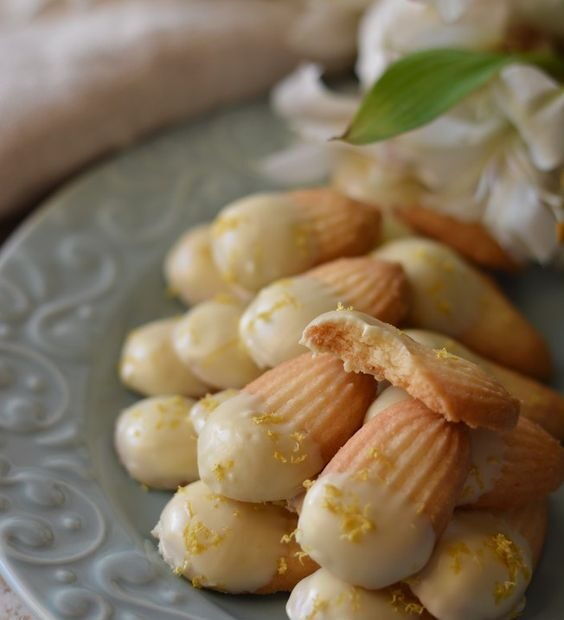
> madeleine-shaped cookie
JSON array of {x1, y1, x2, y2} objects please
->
[
  {"x1": 114, "y1": 396, "x2": 198, "y2": 489},
  {"x1": 173, "y1": 297, "x2": 261, "y2": 390},
  {"x1": 164, "y1": 224, "x2": 238, "y2": 306},
  {"x1": 240, "y1": 258, "x2": 409, "y2": 368},
  {"x1": 189, "y1": 389, "x2": 238, "y2": 436},
  {"x1": 462, "y1": 416, "x2": 564, "y2": 509},
  {"x1": 211, "y1": 188, "x2": 380, "y2": 295},
  {"x1": 409, "y1": 502, "x2": 548, "y2": 620},
  {"x1": 406, "y1": 329, "x2": 564, "y2": 442},
  {"x1": 297, "y1": 400, "x2": 470, "y2": 589},
  {"x1": 302, "y1": 311, "x2": 519, "y2": 431},
  {"x1": 287, "y1": 569, "x2": 432, "y2": 620},
  {"x1": 152, "y1": 481, "x2": 317, "y2": 593},
  {"x1": 373, "y1": 238, "x2": 551, "y2": 378},
  {"x1": 119, "y1": 318, "x2": 208, "y2": 397},
  {"x1": 364, "y1": 386, "x2": 410, "y2": 424},
  {"x1": 198, "y1": 353, "x2": 376, "y2": 502},
  {"x1": 395, "y1": 205, "x2": 519, "y2": 271}
]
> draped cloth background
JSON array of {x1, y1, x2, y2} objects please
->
[{"x1": 0, "y1": 0, "x2": 357, "y2": 221}]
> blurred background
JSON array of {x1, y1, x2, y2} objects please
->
[
  {"x1": 0, "y1": 0, "x2": 366, "y2": 242},
  {"x1": 1, "y1": 0, "x2": 563, "y2": 264}
]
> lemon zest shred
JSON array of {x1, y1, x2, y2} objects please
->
[
  {"x1": 183, "y1": 520, "x2": 224, "y2": 555},
  {"x1": 486, "y1": 533, "x2": 531, "y2": 604},
  {"x1": 252, "y1": 412, "x2": 284, "y2": 425},
  {"x1": 434, "y1": 347, "x2": 458, "y2": 360},
  {"x1": 305, "y1": 595, "x2": 328, "y2": 620},
  {"x1": 191, "y1": 575, "x2": 205, "y2": 589},
  {"x1": 388, "y1": 587, "x2": 425, "y2": 615},
  {"x1": 277, "y1": 557, "x2": 288, "y2": 575},
  {"x1": 294, "y1": 550, "x2": 309, "y2": 565},
  {"x1": 322, "y1": 484, "x2": 375, "y2": 543},
  {"x1": 280, "y1": 528, "x2": 298, "y2": 544},
  {"x1": 446, "y1": 541, "x2": 472, "y2": 574},
  {"x1": 212, "y1": 460, "x2": 234, "y2": 481}
]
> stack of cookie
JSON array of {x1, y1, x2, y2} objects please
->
[
  {"x1": 113, "y1": 187, "x2": 564, "y2": 619},
  {"x1": 293, "y1": 311, "x2": 561, "y2": 619}
]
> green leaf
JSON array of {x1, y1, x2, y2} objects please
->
[{"x1": 341, "y1": 48, "x2": 515, "y2": 145}]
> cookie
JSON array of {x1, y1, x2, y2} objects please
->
[
  {"x1": 467, "y1": 416, "x2": 564, "y2": 509},
  {"x1": 240, "y1": 257, "x2": 409, "y2": 368},
  {"x1": 173, "y1": 296, "x2": 261, "y2": 390},
  {"x1": 152, "y1": 481, "x2": 317, "y2": 593},
  {"x1": 198, "y1": 353, "x2": 376, "y2": 502},
  {"x1": 373, "y1": 238, "x2": 551, "y2": 378},
  {"x1": 302, "y1": 310, "x2": 519, "y2": 431},
  {"x1": 189, "y1": 389, "x2": 239, "y2": 436},
  {"x1": 114, "y1": 395, "x2": 198, "y2": 489},
  {"x1": 406, "y1": 329, "x2": 564, "y2": 441},
  {"x1": 297, "y1": 400, "x2": 470, "y2": 588},
  {"x1": 164, "y1": 224, "x2": 239, "y2": 306},
  {"x1": 287, "y1": 569, "x2": 432, "y2": 620},
  {"x1": 364, "y1": 385, "x2": 410, "y2": 424},
  {"x1": 211, "y1": 188, "x2": 381, "y2": 295},
  {"x1": 395, "y1": 205, "x2": 519, "y2": 271},
  {"x1": 409, "y1": 503, "x2": 547, "y2": 620},
  {"x1": 119, "y1": 318, "x2": 208, "y2": 398}
]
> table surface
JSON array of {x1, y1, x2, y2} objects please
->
[{"x1": 0, "y1": 577, "x2": 33, "y2": 620}]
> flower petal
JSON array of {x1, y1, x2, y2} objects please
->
[
  {"x1": 496, "y1": 65, "x2": 564, "y2": 171},
  {"x1": 271, "y1": 64, "x2": 359, "y2": 140}
]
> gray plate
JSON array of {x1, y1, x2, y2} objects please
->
[{"x1": 0, "y1": 100, "x2": 562, "y2": 620}]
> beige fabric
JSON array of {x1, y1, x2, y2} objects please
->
[{"x1": 0, "y1": 0, "x2": 303, "y2": 217}]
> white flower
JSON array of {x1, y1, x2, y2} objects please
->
[
  {"x1": 271, "y1": 64, "x2": 359, "y2": 142},
  {"x1": 266, "y1": 63, "x2": 422, "y2": 205},
  {"x1": 268, "y1": 0, "x2": 564, "y2": 263},
  {"x1": 262, "y1": 64, "x2": 359, "y2": 185},
  {"x1": 420, "y1": 0, "x2": 564, "y2": 36},
  {"x1": 415, "y1": 0, "x2": 487, "y2": 22},
  {"x1": 395, "y1": 65, "x2": 564, "y2": 261},
  {"x1": 357, "y1": 0, "x2": 510, "y2": 88}
]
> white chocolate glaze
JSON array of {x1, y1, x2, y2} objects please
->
[
  {"x1": 364, "y1": 386, "x2": 410, "y2": 424},
  {"x1": 380, "y1": 212, "x2": 416, "y2": 244},
  {"x1": 189, "y1": 389, "x2": 239, "y2": 436},
  {"x1": 297, "y1": 473, "x2": 435, "y2": 589},
  {"x1": 210, "y1": 193, "x2": 315, "y2": 294},
  {"x1": 287, "y1": 569, "x2": 427, "y2": 620},
  {"x1": 198, "y1": 391, "x2": 324, "y2": 502},
  {"x1": 373, "y1": 239, "x2": 483, "y2": 335},
  {"x1": 164, "y1": 225, "x2": 237, "y2": 306},
  {"x1": 173, "y1": 297, "x2": 261, "y2": 390},
  {"x1": 410, "y1": 510, "x2": 533, "y2": 620},
  {"x1": 152, "y1": 480, "x2": 296, "y2": 593},
  {"x1": 114, "y1": 396, "x2": 198, "y2": 489},
  {"x1": 458, "y1": 428, "x2": 506, "y2": 505},
  {"x1": 240, "y1": 276, "x2": 339, "y2": 368},
  {"x1": 405, "y1": 329, "x2": 484, "y2": 365},
  {"x1": 119, "y1": 318, "x2": 208, "y2": 397}
]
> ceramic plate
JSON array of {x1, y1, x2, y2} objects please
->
[{"x1": 0, "y1": 100, "x2": 562, "y2": 620}]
